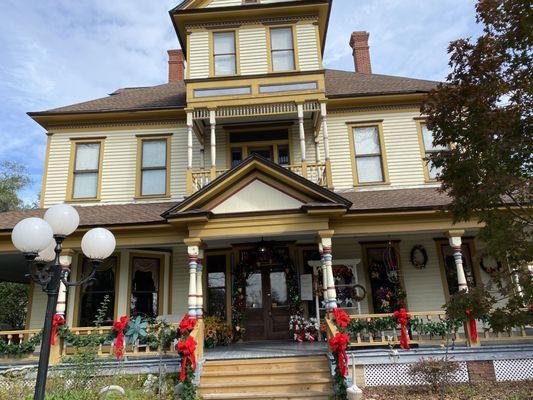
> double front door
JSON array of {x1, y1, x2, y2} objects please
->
[{"x1": 244, "y1": 264, "x2": 290, "y2": 341}]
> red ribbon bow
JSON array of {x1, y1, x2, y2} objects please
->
[
  {"x1": 465, "y1": 309, "x2": 478, "y2": 343},
  {"x1": 51, "y1": 314, "x2": 65, "y2": 345},
  {"x1": 393, "y1": 308, "x2": 411, "y2": 350},
  {"x1": 113, "y1": 316, "x2": 129, "y2": 360},
  {"x1": 179, "y1": 313, "x2": 197, "y2": 335},
  {"x1": 332, "y1": 308, "x2": 350, "y2": 329},
  {"x1": 329, "y1": 332, "x2": 349, "y2": 377},
  {"x1": 177, "y1": 336, "x2": 197, "y2": 381}
]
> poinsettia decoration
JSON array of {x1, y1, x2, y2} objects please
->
[{"x1": 332, "y1": 308, "x2": 350, "y2": 329}]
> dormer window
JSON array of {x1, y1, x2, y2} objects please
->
[
  {"x1": 418, "y1": 122, "x2": 450, "y2": 181},
  {"x1": 270, "y1": 27, "x2": 295, "y2": 71},
  {"x1": 213, "y1": 31, "x2": 237, "y2": 75}
]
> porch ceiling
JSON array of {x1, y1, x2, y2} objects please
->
[{"x1": 0, "y1": 253, "x2": 30, "y2": 283}]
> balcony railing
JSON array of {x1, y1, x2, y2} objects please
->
[{"x1": 189, "y1": 161, "x2": 329, "y2": 194}]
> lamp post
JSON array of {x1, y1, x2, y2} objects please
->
[{"x1": 11, "y1": 204, "x2": 116, "y2": 400}]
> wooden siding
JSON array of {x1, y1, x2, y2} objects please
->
[
  {"x1": 326, "y1": 109, "x2": 426, "y2": 190},
  {"x1": 296, "y1": 24, "x2": 321, "y2": 71},
  {"x1": 189, "y1": 31, "x2": 210, "y2": 79},
  {"x1": 171, "y1": 245, "x2": 189, "y2": 317},
  {"x1": 239, "y1": 28, "x2": 269, "y2": 75}
]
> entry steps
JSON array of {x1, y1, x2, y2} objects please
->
[{"x1": 198, "y1": 355, "x2": 334, "y2": 400}]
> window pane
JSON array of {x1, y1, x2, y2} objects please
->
[
  {"x1": 207, "y1": 288, "x2": 226, "y2": 319},
  {"x1": 277, "y1": 145, "x2": 289, "y2": 165},
  {"x1": 75, "y1": 143, "x2": 100, "y2": 171},
  {"x1": 354, "y1": 126, "x2": 381, "y2": 155},
  {"x1": 422, "y1": 124, "x2": 448, "y2": 151},
  {"x1": 208, "y1": 272, "x2": 225, "y2": 288},
  {"x1": 131, "y1": 257, "x2": 160, "y2": 319},
  {"x1": 142, "y1": 140, "x2": 166, "y2": 168},
  {"x1": 271, "y1": 28, "x2": 293, "y2": 50},
  {"x1": 73, "y1": 173, "x2": 98, "y2": 198},
  {"x1": 356, "y1": 156, "x2": 384, "y2": 183},
  {"x1": 246, "y1": 272, "x2": 263, "y2": 308},
  {"x1": 142, "y1": 169, "x2": 166, "y2": 195},
  {"x1": 214, "y1": 54, "x2": 236, "y2": 75},
  {"x1": 214, "y1": 32, "x2": 235, "y2": 54},
  {"x1": 272, "y1": 50, "x2": 295, "y2": 71},
  {"x1": 427, "y1": 159, "x2": 442, "y2": 180},
  {"x1": 231, "y1": 148, "x2": 242, "y2": 167}
]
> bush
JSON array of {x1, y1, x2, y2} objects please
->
[{"x1": 407, "y1": 357, "x2": 460, "y2": 392}]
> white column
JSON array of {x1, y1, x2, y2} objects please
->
[
  {"x1": 314, "y1": 139, "x2": 322, "y2": 163},
  {"x1": 57, "y1": 253, "x2": 73, "y2": 318},
  {"x1": 186, "y1": 241, "x2": 200, "y2": 318},
  {"x1": 318, "y1": 242, "x2": 329, "y2": 306},
  {"x1": 448, "y1": 232, "x2": 468, "y2": 292},
  {"x1": 186, "y1": 111, "x2": 193, "y2": 169},
  {"x1": 196, "y1": 249, "x2": 204, "y2": 319},
  {"x1": 209, "y1": 110, "x2": 217, "y2": 170},
  {"x1": 319, "y1": 232, "x2": 337, "y2": 310},
  {"x1": 320, "y1": 102, "x2": 330, "y2": 161},
  {"x1": 297, "y1": 103, "x2": 306, "y2": 162}
]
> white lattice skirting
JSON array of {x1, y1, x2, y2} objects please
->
[
  {"x1": 363, "y1": 362, "x2": 469, "y2": 386},
  {"x1": 494, "y1": 359, "x2": 533, "y2": 382}
]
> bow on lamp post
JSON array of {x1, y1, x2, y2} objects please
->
[{"x1": 11, "y1": 204, "x2": 116, "y2": 400}]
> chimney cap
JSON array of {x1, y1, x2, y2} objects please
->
[{"x1": 350, "y1": 31, "x2": 370, "y2": 48}]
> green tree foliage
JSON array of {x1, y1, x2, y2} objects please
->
[
  {"x1": 423, "y1": 0, "x2": 532, "y2": 310},
  {"x1": 0, "y1": 282, "x2": 29, "y2": 329},
  {"x1": 0, "y1": 160, "x2": 32, "y2": 212}
]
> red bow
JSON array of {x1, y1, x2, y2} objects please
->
[
  {"x1": 329, "y1": 332, "x2": 349, "y2": 376},
  {"x1": 113, "y1": 316, "x2": 129, "y2": 360},
  {"x1": 465, "y1": 309, "x2": 478, "y2": 343},
  {"x1": 393, "y1": 308, "x2": 411, "y2": 350},
  {"x1": 332, "y1": 308, "x2": 350, "y2": 329},
  {"x1": 177, "y1": 336, "x2": 197, "y2": 381},
  {"x1": 51, "y1": 314, "x2": 65, "y2": 345},
  {"x1": 179, "y1": 313, "x2": 197, "y2": 335}
]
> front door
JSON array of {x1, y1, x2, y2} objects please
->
[{"x1": 244, "y1": 264, "x2": 290, "y2": 341}]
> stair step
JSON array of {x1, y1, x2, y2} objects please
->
[
  {"x1": 201, "y1": 367, "x2": 330, "y2": 378},
  {"x1": 200, "y1": 391, "x2": 333, "y2": 400},
  {"x1": 203, "y1": 356, "x2": 329, "y2": 373},
  {"x1": 204, "y1": 355, "x2": 326, "y2": 366},
  {"x1": 199, "y1": 378, "x2": 332, "y2": 394}
]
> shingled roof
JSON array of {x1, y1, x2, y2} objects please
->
[{"x1": 28, "y1": 69, "x2": 438, "y2": 116}]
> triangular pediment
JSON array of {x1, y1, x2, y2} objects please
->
[{"x1": 163, "y1": 155, "x2": 351, "y2": 219}]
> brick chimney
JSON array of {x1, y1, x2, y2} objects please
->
[
  {"x1": 349, "y1": 31, "x2": 372, "y2": 74},
  {"x1": 167, "y1": 49, "x2": 185, "y2": 83}
]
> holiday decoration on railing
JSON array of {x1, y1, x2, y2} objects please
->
[
  {"x1": 177, "y1": 335, "x2": 197, "y2": 382},
  {"x1": 112, "y1": 316, "x2": 129, "y2": 360},
  {"x1": 175, "y1": 313, "x2": 198, "y2": 400},
  {"x1": 50, "y1": 314, "x2": 65, "y2": 346},
  {"x1": 125, "y1": 315, "x2": 148, "y2": 344},
  {"x1": 289, "y1": 315, "x2": 319, "y2": 342},
  {"x1": 465, "y1": 309, "x2": 478, "y2": 343},
  {"x1": 179, "y1": 313, "x2": 197, "y2": 335},
  {"x1": 332, "y1": 308, "x2": 350, "y2": 329},
  {"x1": 393, "y1": 308, "x2": 411, "y2": 350}
]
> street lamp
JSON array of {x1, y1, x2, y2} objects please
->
[{"x1": 11, "y1": 204, "x2": 116, "y2": 400}]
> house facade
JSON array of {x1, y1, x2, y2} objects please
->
[{"x1": 0, "y1": 0, "x2": 490, "y2": 341}]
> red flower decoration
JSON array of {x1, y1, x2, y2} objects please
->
[
  {"x1": 332, "y1": 308, "x2": 350, "y2": 329},
  {"x1": 51, "y1": 314, "x2": 65, "y2": 346},
  {"x1": 393, "y1": 308, "x2": 411, "y2": 350},
  {"x1": 179, "y1": 313, "x2": 197, "y2": 335},
  {"x1": 177, "y1": 336, "x2": 197, "y2": 381},
  {"x1": 113, "y1": 316, "x2": 129, "y2": 360},
  {"x1": 329, "y1": 332, "x2": 349, "y2": 376}
]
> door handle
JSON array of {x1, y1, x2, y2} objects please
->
[{"x1": 267, "y1": 293, "x2": 271, "y2": 297}]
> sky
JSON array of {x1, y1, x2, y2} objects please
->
[{"x1": 0, "y1": 0, "x2": 483, "y2": 205}]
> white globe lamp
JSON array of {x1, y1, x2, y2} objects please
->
[
  {"x1": 11, "y1": 218, "x2": 54, "y2": 255},
  {"x1": 81, "y1": 228, "x2": 116, "y2": 260},
  {"x1": 44, "y1": 204, "x2": 80, "y2": 237},
  {"x1": 35, "y1": 241, "x2": 56, "y2": 263}
]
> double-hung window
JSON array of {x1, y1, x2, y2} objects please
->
[
  {"x1": 138, "y1": 138, "x2": 169, "y2": 197},
  {"x1": 419, "y1": 122, "x2": 450, "y2": 180},
  {"x1": 71, "y1": 141, "x2": 102, "y2": 200},
  {"x1": 270, "y1": 27, "x2": 295, "y2": 71},
  {"x1": 213, "y1": 31, "x2": 236, "y2": 75},
  {"x1": 351, "y1": 125, "x2": 386, "y2": 184}
]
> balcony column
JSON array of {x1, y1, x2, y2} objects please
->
[
  {"x1": 320, "y1": 102, "x2": 333, "y2": 189},
  {"x1": 447, "y1": 230, "x2": 468, "y2": 292},
  {"x1": 297, "y1": 103, "x2": 307, "y2": 178},
  {"x1": 196, "y1": 248, "x2": 204, "y2": 319},
  {"x1": 185, "y1": 238, "x2": 202, "y2": 318},
  {"x1": 318, "y1": 230, "x2": 337, "y2": 310},
  {"x1": 186, "y1": 111, "x2": 194, "y2": 195},
  {"x1": 209, "y1": 109, "x2": 217, "y2": 180}
]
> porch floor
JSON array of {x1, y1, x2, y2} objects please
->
[{"x1": 204, "y1": 340, "x2": 328, "y2": 360}]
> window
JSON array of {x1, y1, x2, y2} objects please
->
[
  {"x1": 194, "y1": 86, "x2": 250, "y2": 98},
  {"x1": 231, "y1": 148, "x2": 243, "y2": 167},
  {"x1": 270, "y1": 27, "x2": 295, "y2": 71},
  {"x1": 70, "y1": 141, "x2": 102, "y2": 200},
  {"x1": 206, "y1": 254, "x2": 227, "y2": 320},
  {"x1": 79, "y1": 256, "x2": 117, "y2": 326},
  {"x1": 138, "y1": 138, "x2": 169, "y2": 197},
  {"x1": 259, "y1": 82, "x2": 317, "y2": 93},
  {"x1": 419, "y1": 122, "x2": 450, "y2": 180},
  {"x1": 213, "y1": 31, "x2": 236, "y2": 75},
  {"x1": 277, "y1": 144, "x2": 290, "y2": 165},
  {"x1": 130, "y1": 256, "x2": 162, "y2": 319},
  {"x1": 351, "y1": 125, "x2": 386, "y2": 184}
]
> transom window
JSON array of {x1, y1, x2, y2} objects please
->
[
  {"x1": 351, "y1": 125, "x2": 386, "y2": 184},
  {"x1": 213, "y1": 31, "x2": 236, "y2": 75},
  {"x1": 270, "y1": 27, "x2": 295, "y2": 71},
  {"x1": 139, "y1": 138, "x2": 169, "y2": 197},
  {"x1": 71, "y1": 141, "x2": 102, "y2": 200},
  {"x1": 420, "y1": 123, "x2": 450, "y2": 180}
]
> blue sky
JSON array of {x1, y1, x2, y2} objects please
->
[{"x1": 0, "y1": 0, "x2": 482, "y2": 205}]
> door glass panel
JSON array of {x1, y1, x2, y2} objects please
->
[
  {"x1": 246, "y1": 272, "x2": 263, "y2": 308},
  {"x1": 269, "y1": 270, "x2": 288, "y2": 307}
]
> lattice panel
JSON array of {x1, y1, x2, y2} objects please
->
[
  {"x1": 363, "y1": 362, "x2": 469, "y2": 386},
  {"x1": 494, "y1": 359, "x2": 533, "y2": 382}
]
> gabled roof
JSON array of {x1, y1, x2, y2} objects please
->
[{"x1": 28, "y1": 70, "x2": 437, "y2": 117}]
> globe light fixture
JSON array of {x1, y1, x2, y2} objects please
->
[
  {"x1": 11, "y1": 217, "x2": 53, "y2": 255},
  {"x1": 81, "y1": 228, "x2": 116, "y2": 260},
  {"x1": 35, "y1": 241, "x2": 56, "y2": 263},
  {"x1": 44, "y1": 204, "x2": 80, "y2": 237}
]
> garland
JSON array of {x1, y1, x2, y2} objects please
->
[
  {"x1": 51, "y1": 314, "x2": 65, "y2": 345},
  {"x1": 330, "y1": 308, "x2": 351, "y2": 400},
  {"x1": 113, "y1": 316, "x2": 129, "y2": 359},
  {"x1": 175, "y1": 313, "x2": 197, "y2": 400},
  {"x1": 393, "y1": 308, "x2": 411, "y2": 350}
]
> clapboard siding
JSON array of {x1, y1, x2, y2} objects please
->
[
  {"x1": 189, "y1": 31, "x2": 210, "y2": 79},
  {"x1": 239, "y1": 28, "x2": 268, "y2": 75},
  {"x1": 171, "y1": 245, "x2": 189, "y2": 317},
  {"x1": 296, "y1": 24, "x2": 321, "y2": 71},
  {"x1": 327, "y1": 109, "x2": 426, "y2": 190}
]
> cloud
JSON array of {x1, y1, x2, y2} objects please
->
[{"x1": 0, "y1": 0, "x2": 482, "y2": 204}]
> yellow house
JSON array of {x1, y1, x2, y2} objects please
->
[{"x1": 1, "y1": 0, "x2": 529, "y2": 395}]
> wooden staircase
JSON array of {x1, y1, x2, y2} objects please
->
[{"x1": 198, "y1": 355, "x2": 334, "y2": 400}]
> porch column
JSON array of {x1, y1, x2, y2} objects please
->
[
  {"x1": 297, "y1": 103, "x2": 307, "y2": 178},
  {"x1": 186, "y1": 111, "x2": 194, "y2": 195},
  {"x1": 447, "y1": 230, "x2": 468, "y2": 292},
  {"x1": 318, "y1": 230, "x2": 337, "y2": 310},
  {"x1": 320, "y1": 102, "x2": 333, "y2": 189},
  {"x1": 318, "y1": 242, "x2": 329, "y2": 306},
  {"x1": 209, "y1": 109, "x2": 217, "y2": 180},
  {"x1": 196, "y1": 248, "x2": 204, "y2": 319},
  {"x1": 185, "y1": 238, "x2": 202, "y2": 318},
  {"x1": 57, "y1": 250, "x2": 74, "y2": 318}
]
